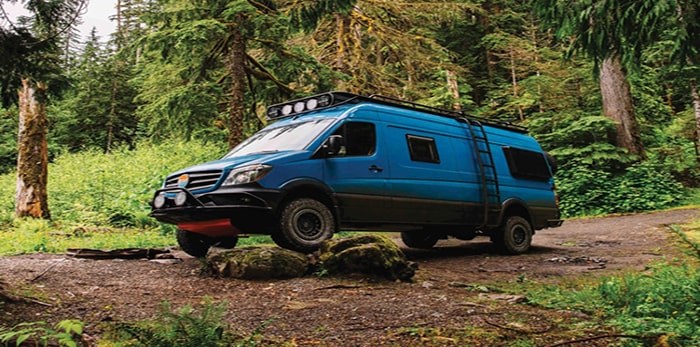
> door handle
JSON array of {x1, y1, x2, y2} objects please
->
[{"x1": 369, "y1": 165, "x2": 384, "y2": 173}]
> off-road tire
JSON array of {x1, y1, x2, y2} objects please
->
[
  {"x1": 213, "y1": 237, "x2": 238, "y2": 249},
  {"x1": 278, "y1": 198, "x2": 335, "y2": 253},
  {"x1": 491, "y1": 216, "x2": 533, "y2": 255},
  {"x1": 176, "y1": 229, "x2": 212, "y2": 258},
  {"x1": 400, "y1": 231, "x2": 439, "y2": 249},
  {"x1": 270, "y1": 231, "x2": 293, "y2": 249}
]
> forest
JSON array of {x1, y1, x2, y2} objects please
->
[
  {"x1": 0, "y1": 0, "x2": 700, "y2": 346},
  {"x1": 0, "y1": 0, "x2": 698, "y2": 222}
]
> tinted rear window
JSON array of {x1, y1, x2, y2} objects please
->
[{"x1": 502, "y1": 147, "x2": 552, "y2": 180}]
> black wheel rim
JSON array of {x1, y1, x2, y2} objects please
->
[
  {"x1": 512, "y1": 225, "x2": 527, "y2": 245},
  {"x1": 293, "y1": 208, "x2": 324, "y2": 241}
]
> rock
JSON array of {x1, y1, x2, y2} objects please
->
[
  {"x1": 206, "y1": 247, "x2": 309, "y2": 279},
  {"x1": 317, "y1": 235, "x2": 417, "y2": 282},
  {"x1": 149, "y1": 258, "x2": 182, "y2": 265},
  {"x1": 478, "y1": 293, "x2": 527, "y2": 304}
]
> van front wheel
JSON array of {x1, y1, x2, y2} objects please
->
[
  {"x1": 492, "y1": 216, "x2": 533, "y2": 255},
  {"x1": 176, "y1": 229, "x2": 212, "y2": 258},
  {"x1": 279, "y1": 198, "x2": 335, "y2": 253}
]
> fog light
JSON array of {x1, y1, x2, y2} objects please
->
[
  {"x1": 153, "y1": 194, "x2": 166, "y2": 209},
  {"x1": 174, "y1": 191, "x2": 187, "y2": 206}
]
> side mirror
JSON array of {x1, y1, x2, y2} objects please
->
[{"x1": 318, "y1": 135, "x2": 344, "y2": 157}]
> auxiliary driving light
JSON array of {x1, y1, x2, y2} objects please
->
[
  {"x1": 153, "y1": 193, "x2": 166, "y2": 209},
  {"x1": 306, "y1": 98, "x2": 318, "y2": 110},
  {"x1": 266, "y1": 92, "x2": 353, "y2": 120},
  {"x1": 281, "y1": 104, "x2": 293, "y2": 116},
  {"x1": 174, "y1": 191, "x2": 188, "y2": 206}
]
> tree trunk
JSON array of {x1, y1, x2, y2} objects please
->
[
  {"x1": 599, "y1": 55, "x2": 644, "y2": 157},
  {"x1": 335, "y1": 14, "x2": 350, "y2": 71},
  {"x1": 446, "y1": 70, "x2": 461, "y2": 111},
  {"x1": 227, "y1": 24, "x2": 247, "y2": 149},
  {"x1": 16, "y1": 79, "x2": 50, "y2": 219},
  {"x1": 691, "y1": 79, "x2": 700, "y2": 163},
  {"x1": 510, "y1": 49, "x2": 524, "y2": 120}
]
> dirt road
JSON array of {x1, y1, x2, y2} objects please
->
[{"x1": 1, "y1": 208, "x2": 697, "y2": 346}]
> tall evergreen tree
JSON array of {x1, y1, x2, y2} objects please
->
[{"x1": 535, "y1": 0, "x2": 646, "y2": 157}]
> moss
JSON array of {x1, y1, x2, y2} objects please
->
[
  {"x1": 318, "y1": 235, "x2": 416, "y2": 282},
  {"x1": 207, "y1": 247, "x2": 309, "y2": 279}
]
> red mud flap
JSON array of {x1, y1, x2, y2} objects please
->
[{"x1": 177, "y1": 219, "x2": 240, "y2": 237}]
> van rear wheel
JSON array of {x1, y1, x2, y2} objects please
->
[
  {"x1": 176, "y1": 229, "x2": 212, "y2": 258},
  {"x1": 279, "y1": 198, "x2": 335, "y2": 253},
  {"x1": 401, "y1": 231, "x2": 439, "y2": 249},
  {"x1": 492, "y1": 216, "x2": 532, "y2": 254}
]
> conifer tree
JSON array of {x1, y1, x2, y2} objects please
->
[
  {"x1": 535, "y1": 0, "x2": 646, "y2": 157},
  {"x1": 0, "y1": 0, "x2": 85, "y2": 218}
]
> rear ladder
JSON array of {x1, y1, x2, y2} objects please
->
[{"x1": 461, "y1": 118, "x2": 501, "y2": 228}]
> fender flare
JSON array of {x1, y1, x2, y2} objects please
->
[
  {"x1": 497, "y1": 198, "x2": 534, "y2": 226},
  {"x1": 279, "y1": 178, "x2": 340, "y2": 221}
]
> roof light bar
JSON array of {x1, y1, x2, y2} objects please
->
[
  {"x1": 264, "y1": 91, "x2": 527, "y2": 133},
  {"x1": 266, "y1": 93, "x2": 340, "y2": 120}
]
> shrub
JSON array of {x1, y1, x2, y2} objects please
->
[
  {"x1": 556, "y1": 159, "x2": 685, "y2": 217},
  {"x1": 115, "y1": 300, "x2": 231, "y2": 347},
  {"x1": 528, "y1": 264, "x2": 700, "y2": 346},
  {"x1": 0, "y1": 319, "x2": 83, "y2": 347},
  {"x1": 0, "y1": 140, "x2": 224, "y2": 229}
]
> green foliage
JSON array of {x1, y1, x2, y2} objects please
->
[
  {"x1": 114, "y1": 300, "x2": 231, "y2": 347},
  {"x1": 0, "y1": 319, "x2": 83, "y2": 347},
  {"x1": 0, "y1": 107, "x2": 18, "y2": 174},
  {"x1": 556, "y1": 159, "x2": 685, "y2": 217},
  {"x1": 0, "y1": 140, "x2": 223, "y2": 228},
  {"x1": 0, "y1": 218, "x2": 175, "y2": 256},
  {"x1": 528, "y1": 264, "x2": 700, "y2": 345},
  {"x1": 52, "y1": 30, "x2": 140, "y2": 152}
]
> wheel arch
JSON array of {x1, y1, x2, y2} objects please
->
[
  {"x1": 279, "y1": 178, "x2": 339, "y2": 228},
  {"x1": 498, "y1": 198, "x2": 534, "y2": 226}
]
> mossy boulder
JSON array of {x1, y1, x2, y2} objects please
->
[
  {"x1": 207, "y1": 247, "x2": 308, "y2": 279},
  {"x1": 317, "y1": 235, "x2": 417, "y2": 282}
]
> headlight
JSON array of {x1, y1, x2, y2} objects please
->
[
  {"x1": 222, "y1": 164, "x2": 272, "y2": 186},
  {"x1": 153, "y1": 193, "x2": 166, "y2": 208}
]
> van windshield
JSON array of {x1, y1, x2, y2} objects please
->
[{"x1": 223, "y1": 118, "x2": 334, "y2": 158}]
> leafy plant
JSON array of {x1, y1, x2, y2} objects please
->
[
  {"x1": 115, "y1": 300, "x2": 230, "y2": 347},
  {"x1": 0, "y1": 319, "x2": 83, "y2": 347},
  {"x1": 528, "y1": 264, "x2": 700, "y2": 346},
  {"x1": 555, "y1": 158, "x2": 685, "y2": 217},
  {"x1": 0, "y1": 140, "x2": 223, "y2": 229}
]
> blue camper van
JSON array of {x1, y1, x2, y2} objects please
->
[{"x1": 150, "y1": 92, "x2": 562, "y2": 257}]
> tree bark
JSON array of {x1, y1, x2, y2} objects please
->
[
  {"x1": 509, "y1": 49, "x2": 524, "y2": 120},
  {"x1": 599, "y1": 55, "x2": 644, "y2": 157},
  {"x1": 446, "y1": 70, "x2": 461, "y2": 111},
  {"x1": 335, "y1": 14, "x2": 350, "y2": 72},
  {"x1": 227, "y1": 23, "x2": 247, "y2": 149},
  {"x1": 16, "y1": 78, "x2": 50, "y2": 219},
  {"x1": 691, "y1": 79, "x2": 700, "y2": 163}
]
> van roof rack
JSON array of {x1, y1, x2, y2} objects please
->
[{"x1": 266, "y1": 91, "x2": 527, "y2": 133}]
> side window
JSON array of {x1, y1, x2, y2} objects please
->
[
  {"x1": 502, "y1": 147, "x2": 552, "y2": 180},
  {"x1": 406, "y1": 135, "x2": 440, "y2": 163},
  {"x1": 332, "y1": 122, "x2": 376, "y2": 156}
]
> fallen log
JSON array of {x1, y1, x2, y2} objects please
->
[{"x1": 66, "y1": 248, "x2": 170, "y2": 260}]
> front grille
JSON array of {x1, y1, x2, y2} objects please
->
[{"x1": 165, "y1": 170, "x2": 222, "y2": 191}]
